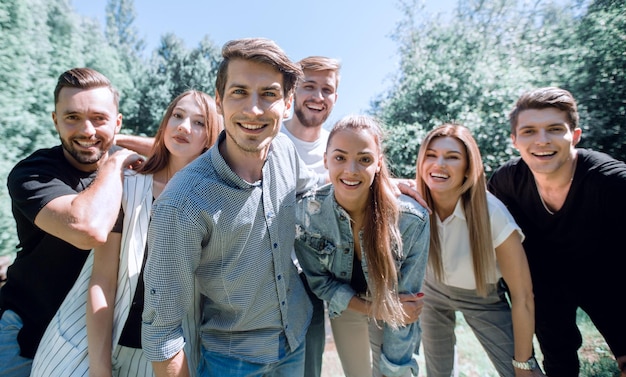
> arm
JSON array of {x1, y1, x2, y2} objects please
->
[
  {"x1": 34, "y1": 148, "x2": 143, "y2": 250},
  {"x1": 496, "y1": 231, "x2": 545, "y2": 377},
  {"x1": 392, "y1": 178, "x2": 431, "y2": 214},
  {"x1": 152, "y1": 350, "x2": 189, "y2": 377},
  {"x1": 115, "y1": 134, "x2": 155, "y2": 157},
  {"x1": 87, "y1": 233, "x2": 122, "y2": 377},
  {"x1": 0, "y1": 254, "x2": 12, "y2": 287}
]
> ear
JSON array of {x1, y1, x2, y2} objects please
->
[
  {"x1": 323, "y1": 152, "x2": 328, "y2": 169},
  {"x1": 376, "y1": 154, "x2": 382, "y2": 173},
  {"x1": 52, "y1": 112, "x2": 59, "y2": 133},
  {"x1": 115, "y1": 113, "x2": 123, "y2": 133},
  {"x1": 572, "y1": 128, "x2": 582, "y2": 146},
  {"x1": 215, "y1": 89, "x2": 224, "y2": 116},
  {"x1": 511, "y1": 133, "x2": 518, "y2": 149},
  {"x1": 283, "y1": 94, "x2": 293, "y2": 119}
]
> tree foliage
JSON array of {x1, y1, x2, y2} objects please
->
[{"x1": 375, "y1": 0, "x2": 624, "y2": 180}]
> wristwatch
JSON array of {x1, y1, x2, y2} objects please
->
[{"x1": 512, "y1": 356, "x2": 538, "y2": 370}]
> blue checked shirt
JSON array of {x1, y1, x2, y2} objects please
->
[{"x1": 142, "y1": 132, "x2": 318, "y2": 364}]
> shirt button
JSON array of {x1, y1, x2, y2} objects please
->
[
  {"x1": 281, "y1": 301, "x2": 285, "y2": 306},
  {"x1": 340, "y1": 272, "x2": 347, "y2": 277},
  {"x1": 150, "y1": 289, "x2": 156, "y2": 295},
  {"x1": 277, "y1": 275, "x2": 282, "y2": 280},
  {"x1": 273, "y1": 243, "x2": 278, "y2": 248},
  {"x1": 344, "y1": 248, "x2": 350, "y2": 254}
]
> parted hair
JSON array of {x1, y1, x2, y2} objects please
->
[
  {"x1": 54, "y1": 67, "x2": 119, "y2": 110},
  {"x1": 215, "y1": 38, "x2": 303, "y2": 100},
  {"x1": 415, "y1": 123, "x2": 496, "y2": 297},
  {"x1": 509, "y1": 86, "x2": 579, "y2": 134},
  {"x1": 328, "y1": 114, "x2": 406, "y2": 329},
  {"x1": 138, "y1": 90, "x2": 222, "y2": 175}
]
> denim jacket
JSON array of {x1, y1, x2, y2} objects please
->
[{"x1": 295, "y1": 184, "x2": 430, "y2": 377}]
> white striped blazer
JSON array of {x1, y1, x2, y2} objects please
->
[{"x1": 31, "y1": 171, "x2": 201, "y2": 377}]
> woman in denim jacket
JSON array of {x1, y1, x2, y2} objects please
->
[{"x1": 295, "y1": 115, "x2": 430, "y2": 377}]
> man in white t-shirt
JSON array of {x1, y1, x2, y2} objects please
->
[{"x1": 281, "y1": 56, "x2": 341, "y2": 377}]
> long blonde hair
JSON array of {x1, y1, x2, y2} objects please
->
[
  {"x1": 415, "y1": 124, "x2": 495, "y2": 296},
  {"x1": 328, "y1": 115, "x2": 406, "y2": 328}
]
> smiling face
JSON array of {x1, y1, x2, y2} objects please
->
[
  {"x1": 512, "y1": 107, "x2": 581, "y2": 177},
  {"x1": 215, "y1": 58, "x2": 291, "y2": 159},
  {"x1": 293, "y1": 69, "x2": 338, "y2": 129},
  {"x1": 163, "y1": 94, "x2": 209, "y2": 163},
  {"x1": 420, "y1": 136, "x2": 468, "y2": 198},
  {"x1": 324, "y1": 128, "x2": 381, "y2": 212},
  {"x1": 53, "y1": 86, "x2": 121, "y2": 172}
]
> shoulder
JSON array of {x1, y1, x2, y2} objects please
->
[
  {"x1": 398, "y1": 194, "x2": 429, "y2": 221},
  {"x1": 577, "y1": 149, "x2": 626, "y2": 179}
]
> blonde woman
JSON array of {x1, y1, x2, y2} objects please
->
[
  {"x1": 416, "y1": 123, "x2": 543, "y2": 377},
  {"x1": 295, "y1": 115, "x2": 430, "y2": 377}
]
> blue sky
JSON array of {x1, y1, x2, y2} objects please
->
[{"x1": 73, "y1": 0, "x2": 457, "y2": 127}]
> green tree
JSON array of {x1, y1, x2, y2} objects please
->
[
  {"x1": 132, "y1": 33, "x2": 221, "y2": 136},
  {"x1": 570, "y1": 0, "x2": 626, "y2": 160},
  {"x1": 375, "y1": 0, "x2": 536, "y2": 177}
]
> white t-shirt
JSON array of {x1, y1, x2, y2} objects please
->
[
  {"x1": 281, "y1": 126, "x2": 329, "y2": 185},
  {"x1": 433, "y1": 191, "x2": 524, "y2": 290}
]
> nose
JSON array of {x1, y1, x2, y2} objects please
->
[
  {"x1": 312, "y1": 88, "x2": 324, "y2": 100},
  {"x1": 80, "y1": 120, "x2": 96, "y2": 137},
  {"x1": 242, "y1": 93, "x2": 264, "y2": 117},
  {"x1": 535, "y1": 129, "x2": 550, "y2": 144},
  {"x1": 434, "y1": 155, "x2": 446, "y2": 167},
  {"x1": 177, "y1": 117, "x2": 191, "y2": 133},
  {"x1": 345, "y1": 159, "x2": 359, "y2": 174}
]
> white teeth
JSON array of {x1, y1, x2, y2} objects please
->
[
  {"x1": 240, "y1": 123, "x2": 264, "y2": 130},
  {"x1": 341, "y1": 179, "x2": 360, "y2": 186},
  {"x1": 76, "y1": 140, "x2": 97, "y2": 147},
  {"x1": 306, "y1": 104, "x2": 322, "y2": 111},
  {"x1": 431, "y1": 173, "x2": 448, "y2": 179},
  {"x1": 534, "y1": 151, "x2": 555, "y2": 156}
]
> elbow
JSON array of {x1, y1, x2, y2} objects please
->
[{"x1": 70, "y1": 228, "x2": 109, "y2": 250}]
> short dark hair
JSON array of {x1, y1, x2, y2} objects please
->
[
  {"x1": 54, "y1": 67, "x2": 120, "y2": 110},
  {"x1": 509, "y1": 87, "x2": 579, "y2": 135},
  {"x1": 215, "y1": 38, "x2": 302, "y2": 100}
]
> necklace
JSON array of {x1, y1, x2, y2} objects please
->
[{"x1": 534, "y1": 159, "x2": 576, "y2": 215}]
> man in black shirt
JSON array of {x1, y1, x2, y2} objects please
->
[
  {"x1": 488, "y1": 87, "x2": 626, "y2": 377},
  {"x1": 0, "y1": 67, "x2": 142, "y2": 376}
]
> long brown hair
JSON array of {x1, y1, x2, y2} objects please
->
[
  {"x1": 139, "y1": 90, "x2": 222, "y2": 175},
  {"x1": 415, "y1": 123, "x2": 495, "y2": 296},
  {"x1": 328, "y1": 115, "x2": 406, "y2": 328}
]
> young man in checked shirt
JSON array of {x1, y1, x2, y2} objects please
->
[{"x1": 141, "y1": 37, "x2": 318, "y2": 377}]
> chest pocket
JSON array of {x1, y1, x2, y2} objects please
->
[{"x1": 297, "y1": 230, "x2": 336, "y2": 268}]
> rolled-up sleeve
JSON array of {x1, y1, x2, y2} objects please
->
[{"x1": 142, "y1": 201, "x2": 203, "y2": 362}]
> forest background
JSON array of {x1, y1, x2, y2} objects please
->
[{"x1": 0, "y1": 0, "x2": 624, "y2": 374}]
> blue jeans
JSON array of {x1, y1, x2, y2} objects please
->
[
  {"x1": 0, "y1": 310, "x2": 33, "y2": 377},
  {"x1": 301, "y1": 272, "x2": 325, "y2": 377},
  {"x1": 197, "y1": 337, "x2": 305, "y2": 377}
]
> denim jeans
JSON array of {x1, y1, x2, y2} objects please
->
[
  {"x1": 197, "y1": 336, "x2": 305, "y2": 377},
  {"x1": 0, "y1": 310, "x2": 33, "y2": 377}
]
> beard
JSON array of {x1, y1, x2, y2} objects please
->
[
  {"x1": 294, "y1": 105, "x2": 329, "y2": 129},
  {"x1": 60, "y1": 136, "x2": 109, "y2": 165}
]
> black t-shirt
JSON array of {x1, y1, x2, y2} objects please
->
[
  {"x1": 1, "y1": 146, "x2": 95, "y2": 358},
  {"x1": 487, "y1": 149, "x2": 626, "y2": 293}
]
